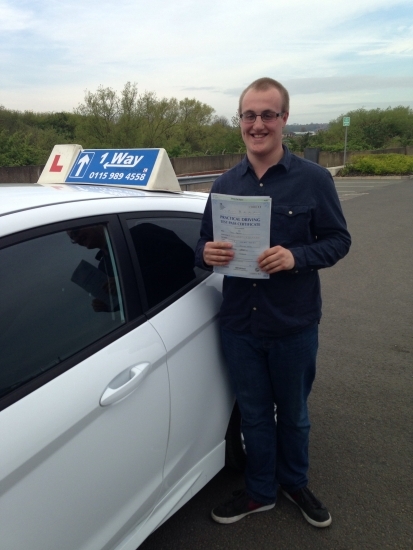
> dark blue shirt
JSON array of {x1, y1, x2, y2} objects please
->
[{"x1": 195, "y1": 146, "x2": 351, "y2": 337}]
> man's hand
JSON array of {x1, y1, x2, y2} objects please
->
[
  {"x1": 258, "y1": 245, "x2": 295, "y2": 274},
  {"x1": 203, "y1": 241, "x2": 234, "y2": 266}
]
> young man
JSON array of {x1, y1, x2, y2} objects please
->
[{"x1": 195, "y1": 77, "x2": 351, "y2": 528}]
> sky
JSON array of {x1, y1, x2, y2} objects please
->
[{"x1": 1, "y1": 0, "x2": 412, "y2": 124}]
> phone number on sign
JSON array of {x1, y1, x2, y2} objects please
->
[{"x1": 89, "y1": 172, "x2": 147, "y2": 181}]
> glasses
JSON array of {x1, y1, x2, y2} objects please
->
[{"x1": 240, "y1": 110, "x2": 285, "y2": 123}]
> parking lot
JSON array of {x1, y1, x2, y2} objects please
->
[{"x1": 140, "y1": 177, "x2": 413, "y2": 550}]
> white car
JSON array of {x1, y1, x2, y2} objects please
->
[{"x1": 0, "y1": 182, "x2": 243, "y2": 550}]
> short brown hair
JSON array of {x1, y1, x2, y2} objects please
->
[{"x1": 238, "y1": 77, "x2": 290, "y2": 114}]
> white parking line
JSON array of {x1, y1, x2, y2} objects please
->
[{"x1": 339, "y1": 193, "x2": 369, "y2": 201}]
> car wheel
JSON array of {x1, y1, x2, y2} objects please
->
[{"x1": 225, "y1": 402, "x2": 246, "y2": 472}]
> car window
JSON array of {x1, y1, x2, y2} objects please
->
[
  {"x1": 0, "y1": 224, "x2": 125, "y2": 399},
  {"x1": 125, "y1": 217, "x2": 205, "y2": 310}
]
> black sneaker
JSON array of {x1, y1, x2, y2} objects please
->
[
  {"x1": 211, "y1": 489, "x2": 275, "y2": 524},
  {"x1": 282, "y1": 487, "x2": 332, "y2": 527}
]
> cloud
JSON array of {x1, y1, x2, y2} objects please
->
[
  {"x1": 363, "y1": 39, "x2": 413, "y2": 56},
  {"x1": 0, "y1": 1, "x2": 33, "y2": 31},
  {"x1": 285, "y1": 76, "x2": 413, "y2": 95},
  {"x1": 181, "y1": 86, "x2": 219, "y2": 92},
  {"x1": 0, "y1": 0, "x2": 412, "y2": 124}
]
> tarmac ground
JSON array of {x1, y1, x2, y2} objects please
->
[{"x1": 140, "y1": 177, "x2": 413, "y2": 550}]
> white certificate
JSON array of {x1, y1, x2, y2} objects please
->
[{"x1": 211, "y1": 193, "x2": 271, "y2": 279}]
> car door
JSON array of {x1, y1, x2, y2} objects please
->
[
  {"x1": 0, "y1": 216, "x2": 170, "y2": 550},
  {"x1": 121, "y1": 213, "x2": 233, "y2": 520}
]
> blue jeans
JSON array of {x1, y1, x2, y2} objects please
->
[{"x1": 221, "y1": 324, "x2": 318, "y2": 504}]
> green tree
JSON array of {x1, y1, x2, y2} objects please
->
[
  {"x1": 116, "y1": 82, "x2": 144, "y2": 147},
  {"x1": 319, "y1": 106, "x2": 413, "y2": 151},
  {"x1": 74, "y1": 85, "x2": 120, "y2": 147},
  {"x1": 138, "y1": 92, "x2": 180, "y2": 148},
  {"x1": 203, "y1": 116, "x2": 245, "y2": 155},
  {"x1": 6, "y1": 85, "x2": 410, "y2": 166},
  {"x1": 0, "y1": 106, "x2": 78, "y2": 165},
  {"x1": 73, "y1": 85, "x2": 216, "y2": 154},
  {"x1": 174, "y1": 98, "x2": 215, "y2": 153},
  {"x1": 0, "y1": 130, "x2": 44, "y2": 165}
]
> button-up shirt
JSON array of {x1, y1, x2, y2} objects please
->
[{"x1": 195, "y1": 146, "x2": 351, "y2": 337}]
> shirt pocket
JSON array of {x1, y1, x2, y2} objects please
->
[{"x1": 270, "y1": 205, "x2": 311, "y2": 246}]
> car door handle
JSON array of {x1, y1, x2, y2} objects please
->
[{"x1": 100, "y1": 363, "x2": 151, "y2": 407}]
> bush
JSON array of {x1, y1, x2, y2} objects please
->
[{"x1": 341, "y1": 154, "x2": 413, "y2": 176}]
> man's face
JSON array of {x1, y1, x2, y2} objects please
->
[{"x1": 240, "y1": 87, "x2": 289, "y2": 160}]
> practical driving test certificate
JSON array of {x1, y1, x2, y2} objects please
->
[{"x1": 211, "y1": 193, "x2": 271, "y2": 279}]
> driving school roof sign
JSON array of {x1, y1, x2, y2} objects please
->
[{"x1": 38, "y1": 144, "x2": 181, "y2": 191}]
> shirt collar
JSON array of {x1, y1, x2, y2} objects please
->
[{"x1": 241, "y1": 144, "x2": 291, "y2": 176}]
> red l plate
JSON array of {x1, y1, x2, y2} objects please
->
[{"x1": 50, "y1": 155, "x2": 63, "y2": 172}]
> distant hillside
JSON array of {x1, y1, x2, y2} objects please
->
[{"x1": 285, "y1": 123, "x2": 329, "y2": 132}]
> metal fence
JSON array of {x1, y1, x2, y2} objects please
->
[{"x1": 177, "y1": 173, "x2": 221, "y2": 191}]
